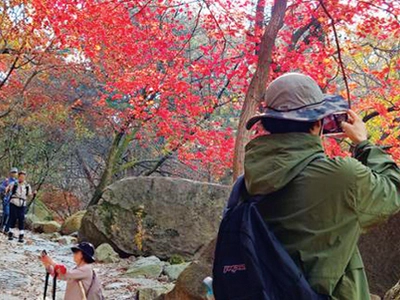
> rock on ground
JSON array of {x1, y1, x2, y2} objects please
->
[
  {"x1": 137, "y1": 284, "x2": 175, "y2": 300},
  {"x1": 79, "y1": 176, "x2": 229, "y2": 260},
  {"x1": 163, "y1": 263, "x2": 190, "y2": 281},
  {"x1": 61, "y1": 210, "x2": 86, "y2": 235},
  {"x1": 95, "y1": 243, "x2": 120, "y2": 263},
  {"x1": 126, "y1": 256, "x2": 165, "y2": 279},
  {"x1": 33, "y1": 221, "x2": 61, "y2": 234},
  {"x1": 163, "y1": 238, "x2": 216, "y2": 300},
  {"x1": 56, "y1": 236, "x2": 78, "y2": 245},
  {"x1": 25, "y1": 199, "x2": 54, "y2": 230}
]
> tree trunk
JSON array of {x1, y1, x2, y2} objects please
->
[
  {"x1": 87, "y1": 130, "x2": 125, "y2": 207},
  {"x1": 232, "y1": 0, "x2": 287, "y2": 180}
]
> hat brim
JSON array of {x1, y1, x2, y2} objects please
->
[
  {"x1": 246, "y1": 95, "x2": 349, "y2": 130},
  {"x1": 71, "y1": 246, "x2": 95, "y2": 263}
]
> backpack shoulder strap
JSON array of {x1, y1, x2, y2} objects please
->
[
  {"x1": 11, "y1": 183, "x2": 18, "y2": 196},
  {"x1": 85, "y1": 270, "x2": 96, "y2": 297},
  {"x1": 78, "y1": 281, "x2": 88, "y2": 300}
]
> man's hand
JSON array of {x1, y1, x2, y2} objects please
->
[{"x1": 341, "y1": 110, "x2": 368, "y2": 145}]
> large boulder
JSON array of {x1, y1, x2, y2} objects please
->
[
  {"x1": 79, "y1": 177, "x2": 229, "y2": 259},
  {"x1": 359, "y1": 214, "x2": 400, "y2": 297},
  {"x1": 61, "y1": 210, "x2": 86, "y2": 235}
]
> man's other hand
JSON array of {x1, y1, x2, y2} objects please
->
[{"x1": 341, "y1": 110, "x2": 368, "y2": 145}]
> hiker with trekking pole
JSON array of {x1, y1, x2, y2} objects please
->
[
  {"x1": 40, "y1": 242, "x2": 104, "y2": 300},
  {"x1": 0, "y1": 167, "x2": 18, "y2": 234},
  {"x1": 7, "y1": 170, "x2": 36, "y2": 242}
]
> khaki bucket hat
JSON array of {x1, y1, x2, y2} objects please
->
[{"x1": 246, "y1": 73, "x2": 349, "y2": 130}]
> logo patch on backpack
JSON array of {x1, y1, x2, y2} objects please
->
[{"x1": 223, "y1": 264, "x2": 246, "y2": 274}]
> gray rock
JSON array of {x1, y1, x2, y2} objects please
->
[
  {"x1": 95, "y1": 243, "x2": 120, "y2": 263},
  {"x1": 104, "y1": 282, "x2": 130, "y2": 290},
  {"x1": 57, "y1": 236, "x2": 78, "y2": 245},
  {"x1": 137, "y1": 285, "x2": 174, "y2": 300},
  {"x1": 126, "y1": 256, "x2": 164, "y2": 278},
  {"x1": 25, "y1": 199, "x2": 54, "y2": 230},
  {"x1": 163, "y1": 263, "x2": 190, "y2": 281},
  {"x1": 61, "y1": 211, "x2": 86, "y2": 235},
  {"x1": 33, "y1": 221, "x2": 61, "y2": 234},
  {"x1": 25, "y1": 213, "x2": 40, "y2": 229},
  {"x1": 79, "y1": 177, "x2": 229, "y2": 259},
  {"x1": 164, "y1": 239, "x2": 216, "y2": 300},
  {"x1": 40, "y1": 232, "x2": 61, "y2": 241}
]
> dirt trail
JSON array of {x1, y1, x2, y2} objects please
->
[{"x1": 0, "y1": 231, "x2": 170, "y2": 300}]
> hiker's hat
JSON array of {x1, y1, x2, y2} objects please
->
[
  {"x1": 18, "y1": 170, "x2": 27, "y2": 175},
  {"x1": 246, "y1": 73, "x2": 350, "y2": 130},
  {"x1": 10, "y1": 167, "x2": 18, "y2": 174},
  {"x1": 71, "y1": 242, "x2": 95, "y2": 263}
]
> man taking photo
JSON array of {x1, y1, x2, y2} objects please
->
[{"x1": 242, "y1": 73, "x2": 400, "y2": 299}]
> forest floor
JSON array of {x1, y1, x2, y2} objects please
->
[{"x1": 0, "y1": 231, "x2": 172, "y2": 300}]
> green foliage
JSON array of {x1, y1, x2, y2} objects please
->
[{"x1": 168, "y1": 254, "x2": 185, "y2": 265}]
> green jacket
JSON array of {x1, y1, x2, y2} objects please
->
[{"x1": 244, "y1": 133, "x2": 400, "y2": 300}]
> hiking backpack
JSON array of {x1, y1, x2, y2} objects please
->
[
  {"x1": 11, "y1": 183, "x2": 29, "y2": 198},
  {"x1": 0, "y1": 178, "x2": 8, "y2": 199},
  {"x1": 212, "y1": 175, "x2": 328, "y2": 300}
]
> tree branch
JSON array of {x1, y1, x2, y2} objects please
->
[{"x1": 319, "y1": 0, "x2": 351, "y2": 107}]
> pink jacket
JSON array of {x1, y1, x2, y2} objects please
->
[{"x1": 49, "y1": 264, "x2": 103, "y2": 300}]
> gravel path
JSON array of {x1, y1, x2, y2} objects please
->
[{"x1": 0, "y1": 231, "x2": 172, "y2": 300}]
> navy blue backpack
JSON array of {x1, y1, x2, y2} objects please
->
[{"x1": 212, "y1": 176, "x2": 328, "y2": 300}]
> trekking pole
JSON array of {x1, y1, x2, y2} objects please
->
[
  {"x1": 44, "y1": 272, "x2": 50, "y2": 300},
  {"x1": 52, "y1": 273, "x2": 57, "y2": 300},
  {"x1": 41, "y1": 250, "x2": 50, "y2": 300}
]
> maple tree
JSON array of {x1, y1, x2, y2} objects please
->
[
  {"x1": 0, "y1": 0, "x2": 93, "y2": 195},
  {"x1": 0, "y1": 0, "x2": 399, "y2": 206},
  {"x1": 233, "y1": 0, "x2": 400, "y2": 177},
  {"x1": 30, "y1": 0, "x2": 252, "y2": 205}
]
